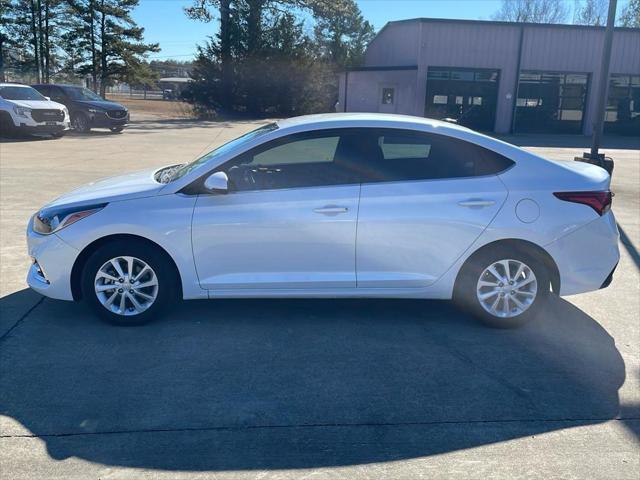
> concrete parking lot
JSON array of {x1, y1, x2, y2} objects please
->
[{"x1": 0, "y1": 116, "x2": 639, "y2": 479}]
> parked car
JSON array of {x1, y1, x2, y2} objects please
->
[
  {"x1": 32, "y1": 84, "x2": 129, "y2": 133},
  {"x1": 26, "y1": 113, "x2": 619, "y2": 327},
  {"x1": 0, "y1": 83, "x2": 69, "y2": 138}
]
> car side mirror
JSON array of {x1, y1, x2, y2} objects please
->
[
  {"x1": 203, "y1": 171, "x2": 229, "y2": 194},
  {"x1": 44, "y1": 96, "x2": 51, "y2": 101}
]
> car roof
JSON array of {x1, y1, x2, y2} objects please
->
[
  {"x1": 0, "y1": 83, "x2": 35, "y2": 88},
  {"x1": 276, "y1": 113, "x2": 473, "y2": 134},
  {"x1": 32, "y1": 84, "x2": 82, "y2": 88}
]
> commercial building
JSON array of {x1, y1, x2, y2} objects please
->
[{"x1": 338, "y1": 18, "x2": 640, "y2": 135}]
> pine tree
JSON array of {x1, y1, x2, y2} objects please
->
[
  {"x1": 1, "y1": 0, "x2": 65, "y2": 82},
  {"x1": 67, "y1": 0, "x2": 159, "y2": 94},
  {"x1": 313, "y1": 0, "x2": 375, "y2": 68}
]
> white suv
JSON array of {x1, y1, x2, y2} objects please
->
[{"x1": 0, "y1": 83, "x2": 70, "y2": 138}]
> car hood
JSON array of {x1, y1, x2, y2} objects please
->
[
  {"x1": 46, "y1": 168, "x2": 164, "y2": 210},
  {"x1": 7, "y1": 99, "x2": 66, "y2": 110},
  {"x1": 75, "y1": 100, "x2": 127, "y2": 111}
]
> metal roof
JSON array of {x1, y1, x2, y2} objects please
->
[{"x1": 382, "y1": 17, "x2": 640, "y2": 32}]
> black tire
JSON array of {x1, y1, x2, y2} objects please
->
[
  {"x1": 81, "y1": 240, "x2": 178, "y2": 326},
  {"x1": 72, "y1": 112, "x2": 91, "y2": 133},
  {"x1": 0, "y1": 112, "x2": 16, "y2": 137},
  {"x1": 51, "y1": 131, "x2": 66, "y2": 139},
  {"x1": 453, "y1": 246, "x2": 550, "y2": 328},
  {"x1": 110, "y1": 126, "x2": 124, "y2": 133}
]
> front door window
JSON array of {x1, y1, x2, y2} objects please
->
[{"x1": 219, "y1": 129, "x2": 363, "y2": 191}]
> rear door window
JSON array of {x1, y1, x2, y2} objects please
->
[{"x1": 360, "y1": 129, "x2": 513, "y2": 183}]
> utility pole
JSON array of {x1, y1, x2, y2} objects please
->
[{"x1": 577, "y1": 0, "x2": 617, "y2": 175}]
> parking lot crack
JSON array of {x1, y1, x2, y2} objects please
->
[
  {"x1": 1, "y1": 416, "x2": 638, "y2": 439},
  {"x1": 0, "y1": 297, "x2": 44, "y2": 343}
]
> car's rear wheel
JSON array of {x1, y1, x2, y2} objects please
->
[
  {"x1": 454, "y1": 248, "x2": 549, "y2": 328},
  {"x1": 81, "y1": 240, "x2": 177, "y2": 325},
  {"x1": 72, "y1": 112, "x2": 90, "y2": 133}
]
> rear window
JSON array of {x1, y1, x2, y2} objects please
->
[{"x1": 379, "y1": 135, "x2": 432, "y2": 160}]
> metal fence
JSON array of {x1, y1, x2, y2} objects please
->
[{"x1": 105, "y1": 85, "x2": 165, "y2": 100}]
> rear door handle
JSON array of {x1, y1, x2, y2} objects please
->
[
  {"x1": 313, "y1": 206, "x2": 349, "y2": 215},
  {"x1": 458, "y1": 199, "x2": 496, "y2": 208}
]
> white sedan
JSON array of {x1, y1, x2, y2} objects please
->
[{"x1": 26, "y1": 113, "x2": 620, "y2": 327}]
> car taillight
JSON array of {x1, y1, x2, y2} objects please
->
[{"x1": 553, "y1": 191, "x2": 613, "y2": 216}]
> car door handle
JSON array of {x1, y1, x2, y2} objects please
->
[
  {"x1": 458, "y1": 199, "x2": 496, "y2": 207},
  {"x1": 313, "y1": 206, "x2": 349, "y2": 215}
]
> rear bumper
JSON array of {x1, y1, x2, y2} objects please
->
[
  {"x1": 545, "y1": 210, "x2": 620, "y2": 296},
  {"x1": 600, "y1": 262, "x2": 618, "y2": 289}
]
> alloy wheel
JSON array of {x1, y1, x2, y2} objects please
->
[
  {"x1": 476, "y1": 259, "x2": 538, "y2": 318},
  {"x1": 94, "y1": 256, "x2": 159, "y2": 316},
  {"x1": 72, "y1": 114, "x2": 88, "y2": 132}
]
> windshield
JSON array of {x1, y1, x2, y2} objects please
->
[
  {"x1": 64, "y1": 87, "x2": 104, "y2": 101},
  {"x1": 169, "y1": 123, "x2": 279, "y2": 182},
  {"x1": 0, "y1": 86, "x2": 46, "y2": 101}
]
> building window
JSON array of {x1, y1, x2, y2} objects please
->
[
  {"x1": 605, "y1": 74, "x2": 640, "y2": 136},
  {"x1": 381, "y1": 88, "x2": 395, "y2": 105},
  {"x1": 515, "y1": 71, "x2": 589, "y2": 134}
]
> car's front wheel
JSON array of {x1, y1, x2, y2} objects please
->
[
  {"x1": 454, "y1": 248, "x2": 549, "y2": 328},
  {"x1": 0, "y1": 112, "x2": 17, "y2": 137},
  {"x1": 81, "y1": 240, "x2": 177, "y2": 325},
  {"x1": 110, "y1": 126, "x2": 124, "y2": 133},
  {"x1": 72, "y1": 112, "x2": 91, "y2": 133}
]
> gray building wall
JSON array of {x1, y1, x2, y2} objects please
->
[{"x1": 339, "y1": 18, "x2": 640, "y2": 135}]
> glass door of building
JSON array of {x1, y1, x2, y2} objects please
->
[
  {"x1": 514, "y1": 71, "x2": 589, "y2": 134},
  {"x1": 425, "y1": 67, "x2": 500, "y2": 132}
]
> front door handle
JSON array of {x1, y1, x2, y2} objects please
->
[
  {"x1": 313, "y1": 205, "x2": 349, "y2": 215},
  {"x1": 458, "y1": 199, "x2": 496, "y2": 208}
]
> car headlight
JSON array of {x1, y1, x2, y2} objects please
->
[
  {"x1": 33, "y1": 203, "x2": 107, "y2": 235},
  {"x1": 14, "y1": 106, "x2": 31, "y2": 117}
]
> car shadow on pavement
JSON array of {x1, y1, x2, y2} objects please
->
[
  {"x1": 0, "y1": 134, "x2": 59, "y2": 143},
  {"x1": 0, "y1": 290, "x2": 627, "y2": 471}
]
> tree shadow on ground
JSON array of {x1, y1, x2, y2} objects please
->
[{"x1": 0, "y1": 291, "x2": 628, "y2": 471}]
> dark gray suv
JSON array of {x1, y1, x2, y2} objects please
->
[{"x1": 32, "y1": 84, "x2": 129, "y2": 133}]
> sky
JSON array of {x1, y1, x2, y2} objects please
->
[{"x1": 131, "y1": 0, "x2": 544, "y2": 61}]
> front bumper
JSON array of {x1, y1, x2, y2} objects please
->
[
  {"x1": 12, "y1": 111, "x2": 70, "y2": 133},
  {"x1": 89, "y1": 111, "x2": 129, "y2": 128},
  {"x1": 545, "y1": 210, "x2": 620, "y2": 296},
  {"x1": 19, "y1": 123, "x2": 69, "y2": 134},
  {"x1": 26, "y1": 216, "x2": 78, "y2": 301}
]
